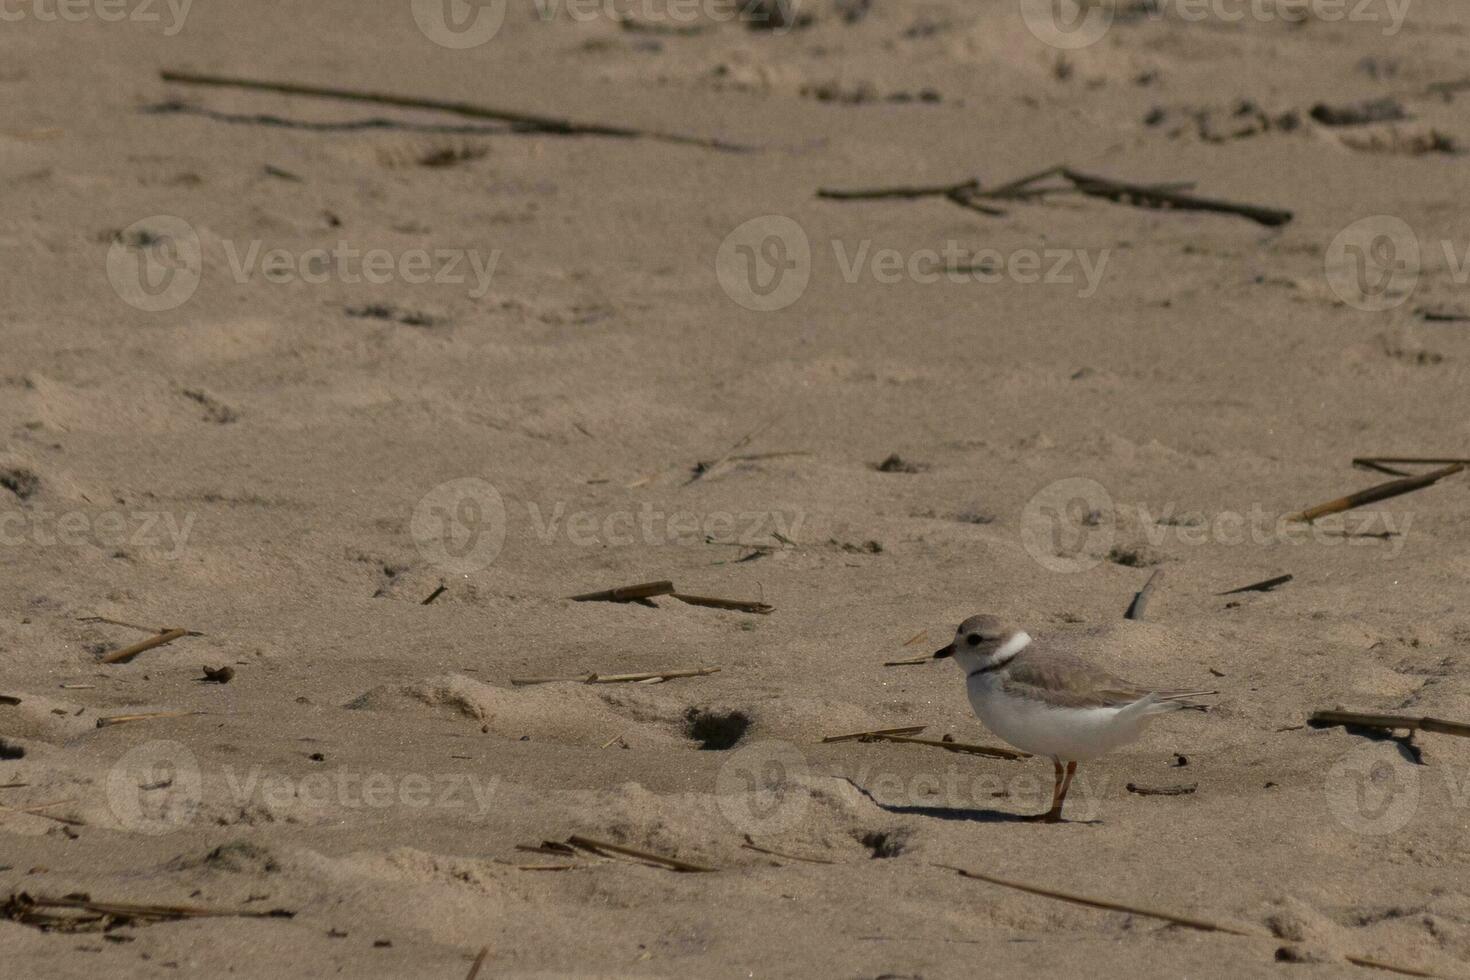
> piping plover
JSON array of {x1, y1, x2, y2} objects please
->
[{"x1": 934, "y1": 614, "x2": 1212, "y2": 823}]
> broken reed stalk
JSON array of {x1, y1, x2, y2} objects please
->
[
  {"x1": 936, "y1": 866, "x2": 1445, "y2": 977},
  {"x1": 821, "y1": 725, "x2": 927, "y2": 744},
  {"x1": 159, "y1": 70, "x2": 749, "y2": 152},
  {"x1": 1309, "y1": 710, "x2": 1470, "y2": 739},
  {"x1": 511, "y1": 667, "x2": 719, "y2": 686},
  {"x1": 740, "y1": 839, "x2": 836, "y2": 864},
  {"x1": 568, "y1": 580, "x2": 675, "y2": 602},
  {"x1": 3, "y1": 892, "x2": 294, "y2": 924},
  {"x1": 935, "y1": 864, "x2": 1252, "y2": 934},
  {"x1": 95, "y1": 710, "x2": 203, "y2": 728},
  {"x1": 1124, "y1": 568, "x2": 1162, "y2": 621},
  {"x1": 817, "y1": 164, "x2": 1290, "y2": 226},
  {"x1": 883, "y1": 655, "x2": 932, "y2": 666},
  {"x1": 465, "y1": 945, "x2": 490, "y2": 980},
  {"x1": 101, "y1": 628, "x2": 189, "y2": 664},
  {"x1": 1352, "y1": 456, "x2": 1470, "y2": 467},
  {"x1": 1285, "y1": 463, "x2": 1464, "y2": 524},
  {"x1": 565, "y1": 835, "x2": 716, "y2": 873},
  {"x1": 860, "y1": 733, "x2": 1030, "y2": 760},
  {"x1": 0, "y1": 801, "x2": 84, "y2": 826},
  {"x1": 1059, "y1": 167, "x2": 1292, "y2": 227},
  {"x1": 1125, "y1": 782, "x2": 1197, "y2": 796},
  {"x1": 687, "y1": 417, "x2": 779, "y2": 484},
  {"x1": 1217, "y1": 573, "x2": 1293, "y2": 596},
  {"x1": 672, "y1": 593, "x2": 774, "y2": 614}
]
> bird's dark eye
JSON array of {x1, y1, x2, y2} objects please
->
[{"x1": 966, "y1": 633, "x2": 982, "y2": 647}]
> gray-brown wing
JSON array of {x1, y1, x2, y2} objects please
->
[{"x1": 1000, "y1": 648, "x2": 1213, "y2": 709}]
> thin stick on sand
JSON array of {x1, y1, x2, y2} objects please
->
[
  {"x1": 567, "y1": 580, "x2": 675, "y2": 603},
  {"x1": 2, "y1": 892, "x2": 294, "y2": 927},
  {"x1": 741, "y1": 838, "x2": 836, "y2": 865},
  {"x1": 158, "y1": 70, "x2": 751, "y2": 152},
  {"x1": 883, "y1": 654, "x2": 932, "y2": 666},
  {"x1": 80, "y1": 616, "x2": 204, "y2": 635},
  {"x1": 1216, "y1": 573, "x2": 1293, "y2": 596},
  {"x1": 672, "y1": 593, "x2": 774, "y2": 614},
  {"x1": 0, "y1": 800, "x2": 84, "y2": 826},
  {"x1": 935, "y1": 863, "x2": 1253, "y2": 934},
  {"x1": 1124, "y1": 568, "x2": 1163, "y2": 621},
  {"x1": 821, "y1": 725, "x2": 927, "y2": 743},
  {"x1": 95, "y1": 710, "x2": 204, "y2": 728},
  {"x1": 1309, "y1": 710, "x2": 1470, "y2": 739},
  {"x1": 1059, "y1": 167, "x2": 1292, "y2": 227},
  {"x1": 1284, "y1": 463, "x2": 1464, "y2": 524},
  {"x1": 100, "y1": 628, "x2": 190, "y2": 664},
  {"x1": 511, "y1": 667, "x2": 719, "y2": 686},
  {"x1": 860, "y1": 733, "x2": 1030, "y2": 760},
  {"x1": 565, "y1": 835, "x2": 716, "y2": 873},
  {"x1": 687, "y1": 418, "x2": 779, "y2": 484},
  {"x1": 465, "y1": 945, "x2": 490, "y2": 980}
]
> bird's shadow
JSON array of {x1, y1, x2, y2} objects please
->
[{"x1": 839, "y1": 778, "x2": 1101, "y2": 826}]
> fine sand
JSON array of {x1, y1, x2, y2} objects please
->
[{"x1": 3, "y1": 1, "x2": 1470, "y2": 977}]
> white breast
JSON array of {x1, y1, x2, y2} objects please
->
[{"x1": 966, "y1": 674, "x2": 1155, "y2": 762}]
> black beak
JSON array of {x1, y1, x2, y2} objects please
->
[{"x1": 932, "y1": 644, "x2": 955, "y2": 659}]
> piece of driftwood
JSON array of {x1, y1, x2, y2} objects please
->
[
  {"x1": 1124, "y1": 568, "x2": 1163, "y2": 621},
  {"x1": 1309, "y1": 710, "x2": 1470, "y2": 739},
  {"x1": 100, "y1": 628, "x2": 190, "y2": 664},
  {"x1": 1126, "y1": 782, "x2": 1197, "y2": 796},
  {"x1": 565, "y1": 835, "x2": 716, "y2": 873},
  {"x1": 858, "y1": 733, "x2": 1030, "y2": 760},
  {"x1": 672, "y1": 593, "x2": 774, "y2": 614},
  {"x1": 2, "y1": 892, "x2": 293, "y2": 932},
  {"x1": 1285, "y1": 463, "x2": 1464, "y2": 524},
  {"x1": 821, "y1": 725, "x2": 927, "y2": 744},
  {"x1": 158, "y1": 70, "x2": 750, "y2": 152},
  {"x1": 568, "y1": 580, "x2": 675, "y2": 603},
  {"x1": 1216, "y1": 574, "x2": 1293, "y2": 596}
]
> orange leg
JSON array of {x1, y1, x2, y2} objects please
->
[{"x1": 1024, "y1": 759, "x2": 1067, "y2": 822}]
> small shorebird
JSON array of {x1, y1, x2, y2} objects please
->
[{"x1": 934, "y1": 614, "x2": 1213, "y2": 823}]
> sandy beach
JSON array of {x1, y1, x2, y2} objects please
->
[{"x1": 3, "y1": 0, "x2": 1470, "y2": 976}]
